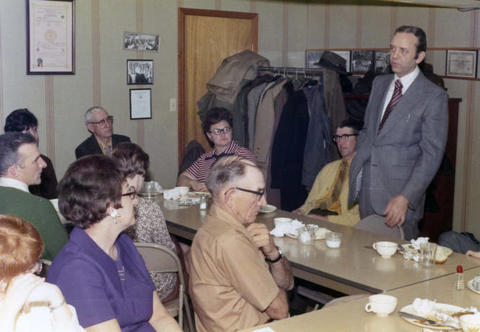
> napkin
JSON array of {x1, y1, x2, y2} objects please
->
[
  {"x1": 410, "y1": 237, "x2": 429, "y2": 249},
  {"x1": 163, "y1": 188, "x2": 181, "y2": 200},
  {"x1": 412, "y1": 298, "x2": 436, "y2": 316},
  {"x1": 270, "y1": 219, "x2": 305, "y2": 237},
  {"x1": 402, "y1": 237, "x2": 430, "y2": 262}
]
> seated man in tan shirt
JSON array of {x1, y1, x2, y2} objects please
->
[{"x1": 189, "y1": 156, "x2": 294, "y2": 332}]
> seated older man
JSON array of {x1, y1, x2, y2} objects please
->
[
  {"x1": 75, "y1": 106, "x2": 130, "y2": 159},
  {"x1": 4, "y1": 108, "x2": 58, "y2": 199},
  {"x1": 189, "y1": 156, "x2": 294, "y2": 332},
  {"x1": 294, "y1": 119, "x2": 361, "y2": 226},
  {"x1": 0, "y1": 133, "x2": 68, "y2": 260}
]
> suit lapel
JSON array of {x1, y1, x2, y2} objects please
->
[
  {"x1": 87, "y1": 135, "x2": 103, "y2": 154},
  {"x1": 377, "y1": 72, "x2": 426, "y2": 137},
  {"x1": 370, "y1": 76, "x2": 393, "y2": 135}
]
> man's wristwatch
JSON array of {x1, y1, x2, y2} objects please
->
[{"x1": 265, "y1": 247, "x2": 283, "y2": 264}]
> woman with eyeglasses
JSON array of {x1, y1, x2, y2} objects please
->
[
  {"x1": 112, "y1": 142, "x2": 179, "y2": 302},
  {"x1": 177, "y1": 107, "x2": 256, "y2": 192},
  {"x1": 47, "y1": 155, "x2": 181, "y2": 332},
  {"x1": 0, "y1": 214, "x2": 84, "y2": 332}
]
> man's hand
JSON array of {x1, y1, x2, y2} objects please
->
[
  {"x1": 383, "y1": 195, "x2": 408, "y2": 227},
  {"x1": 246, "y1": 223, "x2": 278, "y2": 260},
  {"x1": 466, "y1": 251, "x2": 480, "y2": 259},
  {"x1": 191, "y1": 181, "x2": 208, "y2": 192},
  {"x1": 292, "y1": 208, "x2": 303, "y2": 215}
]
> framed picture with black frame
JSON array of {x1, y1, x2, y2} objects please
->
[
  {"x1": 445, "y1": 50, "x2": 477, "y2": 79},
  {"x1": 351, "y1": 50, "x2": 374, "y2": 73},
  {"x1": 129, "y1": 88, "x2": 152, "y2": 120},
  {"x1": 127, "y1": 59, "x2": 154, "y2": 85},
  {"x1": 26, "y1": 0, "x2": 75, "y2": 74}
]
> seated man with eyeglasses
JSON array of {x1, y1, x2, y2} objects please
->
[
  {"x1": 293, "y1": 119, "x2": 361, "y2": 226},
  {"x1": 177, "y1": 107, "x2": 256, "y2": 192},
  {"x1": 75, "y1": 106, "x2": 130, "y2": 159},
  {"x1": 189, "y1": 156, "x2": 294, "y2": 332}
]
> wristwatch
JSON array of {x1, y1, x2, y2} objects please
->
[{"x1": 265, "y1": 246, "x2": 283, "y2": 264}]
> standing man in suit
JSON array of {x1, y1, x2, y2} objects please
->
[
  {"x1": 75, "y1": 106, "x2": 131, "y2": 159},
  {"x1": 349, "y1": 25, "x2": 448, "y2": 240}
]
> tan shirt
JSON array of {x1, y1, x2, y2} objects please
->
[{"x1": 189, "y1": 205, "x2": 279, "y2": 332}]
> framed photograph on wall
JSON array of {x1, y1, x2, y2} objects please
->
[
  {"x1": 130, "y1": 88, "x2": 152, "y2": 120},
  {"x1": 374, "y1": 51, "x2": 390, "y2": 74},
  {"x1": 27, "y1": 0, "x2": 75, "y2": 74},
  {"x1": 351, "y1": 50, "x2": 374, "y2": 73},
  {"x1": 127, "y1": 59, "x2": 154, "y2": 85},
  {"x1": 332, "y1": 51, "x2": 351, "y2": 72},
  {"x1": 445, "y1": 50, "x2": 477, "y2": 78},
  {"x1": 305, "y1": 50, "x2": 323, "y2": 68},
  {"x1": 123, "y1": 31, "x2": 159, "y2": 51}
]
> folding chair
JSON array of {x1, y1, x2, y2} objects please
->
[{"x1": 135, "y1": 242, "x2": 194, "y2": 331}]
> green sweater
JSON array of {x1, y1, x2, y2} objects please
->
[{"x1": 0, "y1": 186, "x2": 68, "y2": 260}]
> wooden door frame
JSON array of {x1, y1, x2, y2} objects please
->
[{"x1": 177, "y1": 8, "x2": 258, "y2": 165}]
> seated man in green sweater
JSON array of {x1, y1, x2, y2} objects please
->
[
  {"x1": 293, "y1": 119, "x2": 361, "y2": 226},
  {"x1": 0, "y1": 132, "x2": 68, "y2": 260}
]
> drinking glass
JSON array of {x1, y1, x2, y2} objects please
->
[{"x1": 421, "y1": 242, "x2": 437, "y2": 267}]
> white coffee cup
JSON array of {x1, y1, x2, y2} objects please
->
[
  {"x1": 364, "y1": 294, "x2": 397, "y2": 317},
  {"x1": 274, "y1": 217, "x2": 292, "y2": 227},
  {"x1": 460, "y1": 313, "x2": 480, "y2": 331},
  {"x1": 372, "y1": 241, "x2": 398, "y2": 259},
  {"x1": 176, "y1": 186, "x2": 189, "y2": 197}
]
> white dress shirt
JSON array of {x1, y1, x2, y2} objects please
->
[
  {"x1": 0, "y1": 177, "x2": 29, "y2": 192},
  {"x1": 380, "y1": 66, "x2": 420, "y2": 119}
]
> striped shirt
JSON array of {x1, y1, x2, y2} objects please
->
[{"x1": 185, "y1": 141, "x2": 257, "y2": 183}]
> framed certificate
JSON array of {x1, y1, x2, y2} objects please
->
[
  {"x1": 446, "y1": 50, "x2": 477, "y2": 78},
  {"x1": 27, "y1": 0, "x2": 75, "y2": 74},
  {"x1": 130, "y1": 89, "x2": 152, "y2": 120}
]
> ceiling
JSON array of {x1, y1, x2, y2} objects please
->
[{"x1": 378, "y1": 0, "x2": 480, "y2": 10}]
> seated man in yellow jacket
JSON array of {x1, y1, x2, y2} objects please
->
[{"x1": 294, "y1": 119, "x2": 360, "y2": 226}]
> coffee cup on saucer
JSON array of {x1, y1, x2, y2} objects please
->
[
  {"x1": 364, "y1": 294, "x2": 397, "y2": 317},
  {"x1": 372, "y1": 241, "x2": 398, "y2": 259}
]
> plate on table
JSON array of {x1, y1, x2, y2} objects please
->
[
  {"x1": 399, "y1": 303, "x2": 463, "y2": 330},
  {"x1": 188, "y1": 192, "x2": 211, "y2": 199},
  {"x1": 467, "y1": 279, "x2": 480, "y2": 295},
  {"x1": 259, "y1": 204, "x2": 277, "y2": 214}
]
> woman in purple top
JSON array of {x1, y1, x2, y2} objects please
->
[{"x1": 47, "y1": 156, "x2": 181, "y2": 332}]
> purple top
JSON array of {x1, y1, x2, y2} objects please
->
[{"x1": 47, "y1": 227, "x2": 155, "y2": 331}]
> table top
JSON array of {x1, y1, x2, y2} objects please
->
[
  {"x1": 240, "y1": 267, "x2": 480, "y2": 332},
  {"x1": 159, "y1": 198, "x2": 480, "y2": 294}
]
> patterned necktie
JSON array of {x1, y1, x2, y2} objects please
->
[{"x1": 378, "y1": 79, "x2": 403, "y2": 133}]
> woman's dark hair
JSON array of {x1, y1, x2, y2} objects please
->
[
  {"x1": 58, "y1": 155, "x2": 123, "y2": 229},
  {"x1": 112, "y1": 142, "x2": 150, "y2": 178},
  {"x1": 4, "y1": 108, "x2": 38, "y2": 133},
  {"x1": 201, "y1": 107, "x2": 233, "y2": 134},
  {"x1": 0, "y1": 215, "x2": 44, "y2": 283}
]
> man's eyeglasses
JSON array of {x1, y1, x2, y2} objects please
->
[
  {"x1": 234, "y1": 187, "x2": 265, "y2": 200},
  {"x1": 332, "y1": 134, "x2": 358, "y2": 142},
  {"x1": 209, "y1": 127, "x2": 232, "y2": 136},
  {"x1": 122, "y1": 187, "x2": 137, "y2": 200},
  {"x1": 89, "y1": 115, "x2": 114, "y2": 128}
]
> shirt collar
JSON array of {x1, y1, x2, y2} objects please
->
[
  {"x1": 394, "y1": 66, "x2": 419, "y2": 94},
  {"x1": 0, "y1": 177, "x2": 29, "y2": 192},
  {"x1": 208, "y1": 204, "x2": 246, "y2": 232}
]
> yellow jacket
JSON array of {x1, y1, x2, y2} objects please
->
[{"x1": 299, "y1": 159, "x2": 360, "y2": 226}]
